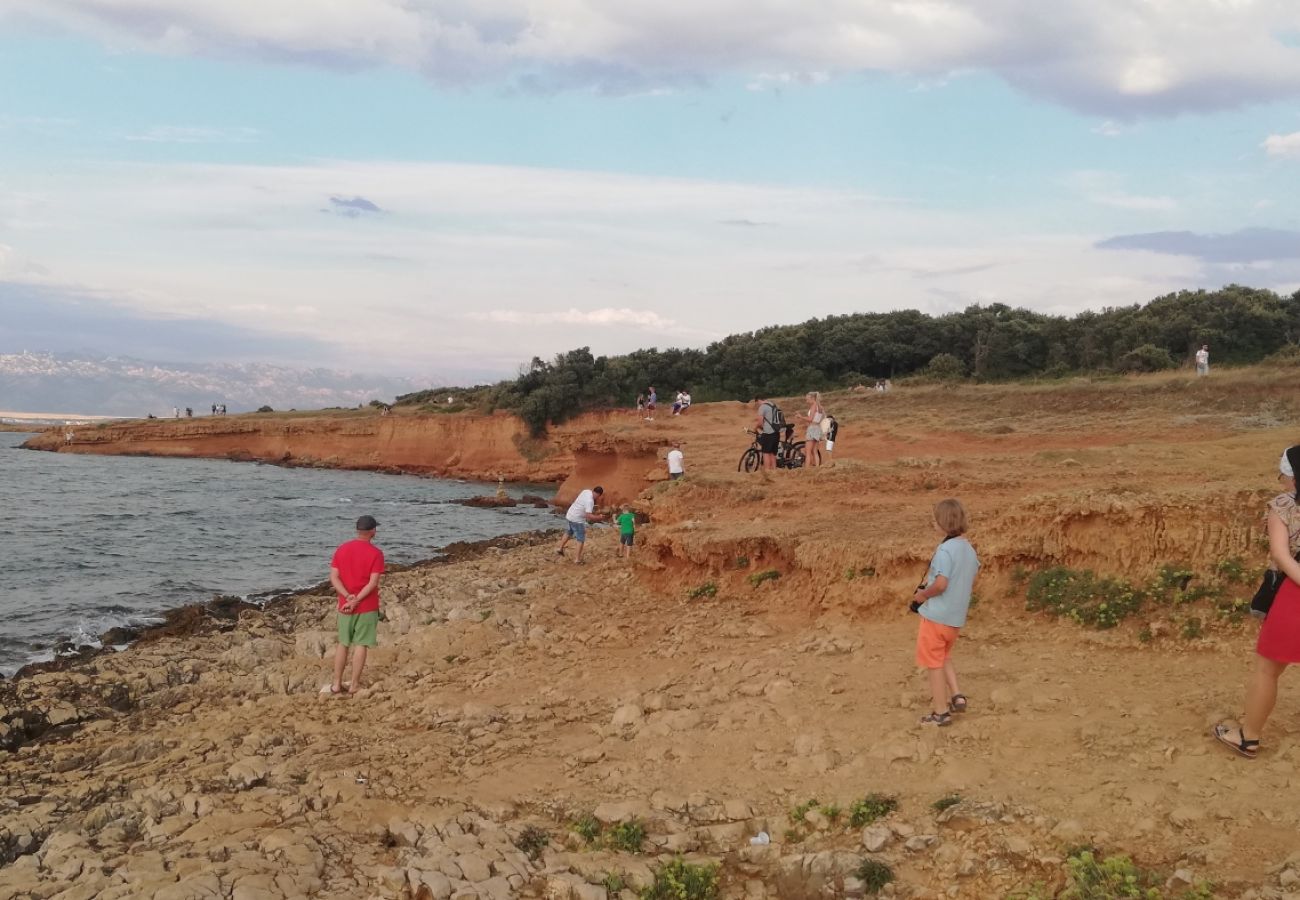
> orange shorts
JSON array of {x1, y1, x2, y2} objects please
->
[{"x1": 915, "y1": 617, "x2": 960, "y2": 668}]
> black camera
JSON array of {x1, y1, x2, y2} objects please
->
[{"x1": 908, "y1": 600, "x2": 922, "y2": 614}]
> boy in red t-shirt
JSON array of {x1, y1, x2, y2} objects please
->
[{"x1": 326, "y1": 515, "x2": 385, "y2": 694}]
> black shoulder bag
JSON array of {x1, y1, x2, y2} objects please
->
[{"x1": 1251, "y1": 552, "x2": 1300, "y2": 619}]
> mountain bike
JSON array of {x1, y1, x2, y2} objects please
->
[{"x1": 738, "y1": 425, "x2": 805, "y2": 472}]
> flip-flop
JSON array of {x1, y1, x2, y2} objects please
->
[
  {"x1": 1213, "y1": 723, "x2": 1259, "y2": 759},
  {"x1": 919, "y1": 711, "x2": 952, "y2": 727},
  {"x1": 319, "y1": 684, "x2": 345, "y2": 696},
  {"x1": 949, "y1": 694, "x2": 968, "y2": 713}
]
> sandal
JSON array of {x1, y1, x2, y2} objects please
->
[
  {"x1": 919, "y1": 711, "x2": 952, "y2": 727},
  {"x1": 949, "y1": 694, "x2": 968, "y2": 714},
  {"x1": 1213, "y1": 723, "x2": 1259, "y2": 759}
]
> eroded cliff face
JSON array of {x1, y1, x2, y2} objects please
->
[{"x1": 23, "y1": 413, "x2": 573, "y2": 484}]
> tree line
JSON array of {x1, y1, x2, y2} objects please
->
[{"x1": 397, "y1": 285, "x2": 1300, "y2": 434}]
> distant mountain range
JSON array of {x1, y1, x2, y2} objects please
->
[{"x1": 0, "y1": 351, "x2": 427, "y2": 417}]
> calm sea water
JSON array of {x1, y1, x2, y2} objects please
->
[{"x1": 0, "y1": 433, "x2": 558, "y2": 674}]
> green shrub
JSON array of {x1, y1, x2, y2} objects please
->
[
  {"x1": 1213, "y1": 556, "x2": 1249, "y2": 584},
  {"x1": 734, "y1": 556, "x2": 750, "y2": 569},
  {"x1": 849, "y1": 794, "x2": 898, "y2": 828},
  {"x1": 607, "y1": 819, "x2": 647, "y2": 853},
  {"x1": 1117, "y1": 343, "x2": 1176, "y2": 373},
  {"x1": 639, "y1": 858, "x2": 720, "y2": 900},
  {"x1": 922, "y1": 352, "x2": 967, "y2": 382},
  {"x1": 603, "y1": 872, "x2": 628, "y2": 893},
  {"x1": 856, "y1": 859, "x2": 894, "y2": 894},
  {"x1": 570, "y1": 813, "x2": 601, "y2": 844},
  {"x1": 514, "y1": 825, "x2": 549, "y2": 861},
  {"x1": 748, "y1": 569, "x2": 781, "y2": 588},
  {"x1": 687, "y1": 582, "x2": 718, "y2": 600},
  {"x1": 932, "y1": 794, "x2": 961, "y2": 812},
  {"x1": 1058, "y1": 850, "x2": 1213, "y2": 899},
  {"x1": 1025, "y1": 567, "x2": 1144, "y2": 629}
]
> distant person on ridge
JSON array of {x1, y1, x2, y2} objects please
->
[
  {"x1": 753, "y1": 397, "x2": 779, "y2": 471},
  {"x1": 645, "y1": 387, "x2": 658, "y2": 421},
  {"x1": 1196, "y1": 344, "x2": 1210, "y2": 376},
  {"x1": 326, "y1": 514, "x2": 385, "y2": 695},
  {"x1": 636, "y1": 393, "x2": 646, "y2": 415},
  {"x1": 211, "y1": 403, "x2": 217, "y2": 415},
  {"x1": 557, "y1": 485, "x2": 606, "y2": 564},
  {"x1": 173, "y1": 407, "x2": 179, "y2": 418},
  {"x1": 667, "y1": 442, "x2": 685, "y2": 480},
  {"x1": 911, "y1": 499, "x2": 980, "y2": 727},
  {"x1": 798, "y1": 391, "x2": 825, "y2": 467}
]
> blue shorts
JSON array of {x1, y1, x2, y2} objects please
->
[
  {"x1": 566, "y1": 521, "x2": 586, "y2": 542},
  {"x1": 620, "y1": 533, "x2": 634, "y2": 546}
]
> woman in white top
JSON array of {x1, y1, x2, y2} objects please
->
[{"x1": 798, "y1": 391, "x2": 825, "y2": 467}]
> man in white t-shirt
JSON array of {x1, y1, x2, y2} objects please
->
[
  {"x1": 556, "y1": 485, "x2": 605, "y2": 564},
  {"x1": 1195, "y1": 344, "x2": 1209, "y2": 376},
  {"x1": 667, "y1": 442, "x2": 685, "y2": 480}
]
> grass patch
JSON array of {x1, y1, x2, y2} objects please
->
[
  {"x1": 607, "y1": 819, "x2": 647, "y2": 853},
  {"x1": 789, "y1": 798, "x2": 821, "y2": 823},
  {"x1": 818, "y1": 802, "x2": 842, "y2": 823},
  {"x1": 603, "y1": 872, "x2": 628, "y2": 893},
  {"x1": 734, "y1": 555, "x2": 750, "y2": 569},
  {"x1": 856, "y1": 859, "x2": 894, "y2": 894},
  {"x1": 748, "y1": 569, "x2": 781, "y2": 588},
  {"x1": 849, "y1": 794, "x2": 898, "y2": 828},
  {"x1": 1025, "y1": 567, "x2": 1144, "y2": 629},
  {"x1": 639, "y1": 858, "x2": 720, "y2": 900},
  {"x1": 514, "y1": 825, "x2": 549, "y2": 861},
  {"x1": 570, "y1": 813, "x2": 602, "y2": 844},
  {"x1": 686, "y1": 582, "x2": 718, "y2": 600},
  {"x1": 931, "y1": 794, "x2": 961, "y2": 812}
]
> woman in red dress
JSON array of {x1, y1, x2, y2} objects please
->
[{"x1": 1214, "y1": 445, "x2": 1300, "y2": 758}]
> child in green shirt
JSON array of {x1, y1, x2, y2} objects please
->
[{"x1": 616, "y1": 507, "x2": 636, "y2": 559}]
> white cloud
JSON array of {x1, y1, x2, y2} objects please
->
[
  {"x1": 1263, "y1": 131, "x2": 1300, "y2": 158},
  {"x1": 7, "y1": 1, "x2": 1300, "y2": 115},
  {"x1": 1092, "y1": 120, "x2": 1124, "y2": 137},
  {"x1": 124, "y1": 125, "x2": 260, "y2": 143},
  {"x1": 1066, "y1": 171, "x2": 1178, "y2": 212},
  {"x1": 0, "y1": 157, "x2": 1272, "y2": 377},
  {"x1": 474, "y1": 308, "x2": 678, "y2": 329}
]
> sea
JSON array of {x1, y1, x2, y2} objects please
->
[{"x1": 0, "y1": 432, "x2": 559, "y2": 675}]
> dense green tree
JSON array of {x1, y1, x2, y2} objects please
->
[{"x1": 397, "y1": 286, "x2": 1300, "y2": 434}]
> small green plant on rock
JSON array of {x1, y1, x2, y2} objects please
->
[
  {"x1": 819, "y1": 802, "x2": 842, "y2": 823},
  {"x1": 570, "y1": 813, "x2": 602, "y2": 844},
  {"x1": 603, "y1": 871, "x2": 628, "y2": 893},
  {"x1": 849, "y1": 794, "x2": 898, "y2": 828},
  {"x1": 639, "y1": 858, "x2": 720, "y2": 900},
  {"x1": 514, "y1": 825, "x2": 549, "y2": 861},
  {"x1": 932, "y1": 794, "x2": 961, "y2": 812},
  {"x1": 856, "y1": 859, "x2": 894, "y2": 894},
  {"x1": 687, "y1": 582, "x2": 718, "y2": 600},
  {"x1": 608, "y1": 819, "x2": 647, "y2": 853},
  {"x1": 748, "y1": 569, "x2": 781, "y2": 588},
  {"x1": 1057, "y1": 850, "x2": 1213, "y2": 900},
  {"x1": 789, "y1": 797, "x2": 820, "y2": 823}
]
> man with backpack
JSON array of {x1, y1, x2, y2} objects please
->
[{"x1": 754, "y1": 397, "x2": 783, "y2": 471}]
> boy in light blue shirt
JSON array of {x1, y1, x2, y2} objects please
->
[{"x1": 912, "y1": 498, "x2": 980, "y2": 727}]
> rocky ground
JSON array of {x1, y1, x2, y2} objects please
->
[{"x1": 6, "y1": 368, "x2": 1300, "y2": 899}]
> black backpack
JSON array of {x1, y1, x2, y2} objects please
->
[{"x1": 764, "y1": 402, "x2": 786, "y2": 429}]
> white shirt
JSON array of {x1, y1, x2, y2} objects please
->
[
  {"x1": 667, "y1": 449, "x2": 685, "y2": 474},
  {"x1": 1195, "y1": 349, "x2": 1209, "y2": 365},
  {"x1": 566, "y1": 489, "x2": 595, "y2": 523}
]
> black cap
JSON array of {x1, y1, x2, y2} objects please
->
[
  {"x1": 355, "y1": 515, "x2": 379, "y2": 531},
  {"x1": 593, "y1": 486, "x2": 604, "y2": 494}
]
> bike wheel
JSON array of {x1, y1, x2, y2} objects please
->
[
  {"x1": 739, "y1": 448, "x2": 761, "y2": 473},
  {"x1": 788, "y1": 441, "x2": 806, "y2": 469}
]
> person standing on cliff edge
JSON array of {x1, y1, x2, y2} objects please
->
[
  {"x1": 326, "y1": 515, "x2": 385, "y2": 695},
  {"x1": 557, "y1": 486, "x2": 606, "y2": 564}
]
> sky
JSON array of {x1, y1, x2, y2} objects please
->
[{"x1": 1, "y1": 1, "x2": 1299, "y2": 383}]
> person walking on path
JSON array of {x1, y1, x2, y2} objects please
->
[
  {"x1": 327, "y1": 515, "x2": 385, "y2": 695},
  {"x1": 912, "y1": 499, "x2": 980, "y2": 727},
  {"x1": 616, "y1": 507, "x2": 636, "y2": 559},
  {"x1": 667, "y1": 442, "x2": 685, "y2": 480},
  {"x1": 557, "y1": 486, "x2": 605, "y2": 564},
  {"x1": 753, "y1": 397, "x2": 779, "y2": 471},
  {"x1": 1214, "y1": 446, "x2": 1300, "y2": 757},
  {"x1": 1195, "y1": 344, "x2": 1210, "y2": 376},
  {"x1": 798, "y1": 391, "x2": 825, "y2": 467}
]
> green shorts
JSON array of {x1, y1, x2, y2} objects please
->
[{"x1": 337, "y1": 611, "x2": 379, "y2": 648}]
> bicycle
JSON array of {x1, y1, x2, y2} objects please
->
[{"x1": 738, "y1": 425, "x2": 805, "y2": 472}]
